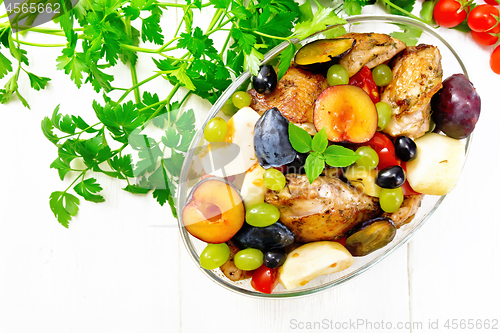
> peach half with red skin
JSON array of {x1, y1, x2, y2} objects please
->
[
  {"x1": 313, "y1": 85, "x2": 378, "y2": 143},
  {"x1": 182, "y1": 179, "x2": 244, "y2": 244}
]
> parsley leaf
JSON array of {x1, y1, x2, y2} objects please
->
[
  {"x1": 0, "y1": 51, "x2": 12, "y2": 79},
  {"x1": 390, "y1": 24, "x2": 423, "y2": 46},
  {"x1": 26, "y1": 71, "x2": 51, "y2": 91},
  {"x1": 49, "y1": 191, "x2": 80, "y2": 228},
  {"x1": 74, "y1": 178, "x2": 105, "y2": 203},
  {"x1": 277, "y1": 42, "x2": 295, "y2": 81},
  {"x1": 294, "y1": 7, "x2": 346, "y2": 40}
]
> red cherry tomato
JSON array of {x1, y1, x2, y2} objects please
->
[
  {"x1": 336, "y1": 237, "x2": 347, "y2": 247},
  {"x1": 251, "y1": 264, "x2": 279, "y2": 294},
  {"x1": 468, "y1": 5, "x2": 499, "y2": 32},
  {"x1": 365, "y1": 133, "x2": 420, "y2": 196},
  {"x1": 348, "y1": 66, "x2": 380, "y2": 104},
  {"x1": 485, "y1": 0, "x2": 500, "y2": 5},
  {"x1": 471, "y1": 24, "x2": 500, "y2": 45},
  {"x1": 491, "y1": 44, "x2": 500, "y2": 74},
  {"x1": 433, "y1": 0, "x2": 468, "y2": 28},
  {"x1": 366, "y1": 132, "x2": 399, "y2": 170}
]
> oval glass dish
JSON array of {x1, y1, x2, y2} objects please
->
[{"x1": 177, "y1": 15, "x2": 471, "y2": 298}]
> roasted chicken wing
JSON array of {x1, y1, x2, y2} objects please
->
[
  {"x1": 339, "y1": 33, "x2": 406, "y2": 77},
  {"x1": 381, "y1": 44, "x2": 443, "y2": 139},
  {"x1": 265, "y1": 174, "x2": 381, "y2": 243},
  {"x1": 248, "y1": 66, "x2": 328, "y2": 124}
]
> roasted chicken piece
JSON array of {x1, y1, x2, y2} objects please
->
[
  {"x1": 248, "y1": 66, "x2": 328, "y2": 124},
  {"x1": 382, "y1": 194, "x2": 424, "y2": 228},
  {"x1": 339, "y1": 33, "x2": 406, "y2": 77},
  {"x1": 381, "y1": 44, "x2": 443, "y2": 139},
  {"x1": 265, "y1": 174, "x2": 381, "y2": 243}
]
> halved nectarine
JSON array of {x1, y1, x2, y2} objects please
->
[
  {"x1": 313, "y1": 85, "x2": 377, "y2": 143},
  {"x1": 182, "y1": 179, "x2": 245, "y2": 243}
]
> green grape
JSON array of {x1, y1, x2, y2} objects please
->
[
  {"x1": 263, "y1": 168, "x2": 286, "y2": 191},
  {"x1": 204, "y1": 117, "x2": 227, "y2": 142},
  {"x1": 200, "y1": 243, "x2": 230, "y2": 270},
  {"x1": 427, "y1": 117, "x2": 436, "y2": 134},
  {"x1": 221, "y1": 99, "x2": 237, "y2": 117},
  {"x1": 379, "y1": 187, "x2": 404, "y2": 213},
  {"x1": 376, "y1": 102, "x2": 392, "y2": 131},
  {"x1": 372, "y1": 64, "x2": 393, "y2": 86},
  {"x1": 246, "y1": 202, "x2": 280, "y2": 227},
  {"x1": 232, "y1": 91, "x2": 252, "y2": 109},
  {"x1": 327, "y1": 64, "x2": 349, "y2": 86},
  {"x1": 234, "y1": 248, "x2": 264, "y2": 270},
  {"x1": 355, "y1": 146, "x2": 379, "y2": 170}
]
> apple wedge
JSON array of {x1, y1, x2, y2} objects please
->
[
  {"x1": 313, "y1": 85, "x2": 378, "y2": 143},
  {"x1": 278, "y1": 241, "x2": 354, "y2": 290}
]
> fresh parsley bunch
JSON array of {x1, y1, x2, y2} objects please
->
[{"x1": 0, "y1": 0, "x2": 348, "y2": 227}]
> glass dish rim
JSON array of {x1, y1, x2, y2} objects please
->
[{"x1": 177, "y1": 14, "x2": 472, "y2": 299}]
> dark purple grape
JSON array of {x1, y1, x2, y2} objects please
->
[
  {"x1": 394, "y1": 136, "x2": 417, "y2": 162},
  {"x1": 376, "y1": 165, "x2": 405, "y2": 189},
  {"x1": 253, "y1": 65, "x2": 277, "y2": 95},
  {"x1": 254, "y1": 107, "x2": 297, "y2": 169},
  {"x1": 264, "y1": 249, "x2": 287, "y2": 268},
  {"x1": 431, "y1": 74, "x2": 481, "y2": 139},
  {"x1": 345, "y1": 217, "x2": 396, "y2": 256}
]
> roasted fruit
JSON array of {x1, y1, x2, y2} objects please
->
[
  {"x1": 376, "y1": 165, "x2": 406, "y2": 189},
  {"x1": 182, "y1": 179, "x2": 245, "y2": 243},
  {"x1": 294, "y1": 38, "x2": 356, "y2": 73},
  {"x1": 254, "y1": 107, "x2": 297, "y2": 168},
  {"x1": 253, "y1": 65, "x2": 278, "y2": 95},
  {"x1": 431, "y1": 74, "x2": 481, "y2": 139},
  {"x1": 231, "y1": 222, "x2": 295, "y2": 252},
  {"x1": 345, "y1": 217, "x2": 397, "y2": 256},
  {"x1": 239, "y1": 163, "x2": 266, "y2": 209},
  {"x1": 405, "y1": 133, "x2": 465, "y2": 195},
  {"x1": 344, "y1": 165, "x2": 381, "y2": 197},
  {"x1": 313, "y1": 85, "x2": 378, "y2": 143},
  {"x1": 278, "y1": 241, "x2": 354, "y2": 290}
]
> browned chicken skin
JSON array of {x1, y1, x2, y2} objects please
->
[
  {"x1": 339, "y1": 33, "x2": 406, "y2": 77},
  {"x1": 265, "y1": 174, "x2": 381, "y2": 243},
  {"x1": 383, "y1": 194, "x2": 425, "y2": 228},
  {"x1": 381, "y1": 44, "x2": 443, "y2": 139},
  {"x1": 249, "y1": 66, "x2": 328, "y2": 124}
]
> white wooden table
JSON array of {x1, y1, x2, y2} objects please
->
[{"x1": 1, "y1": 3, "x2": 499, "y2": 333}]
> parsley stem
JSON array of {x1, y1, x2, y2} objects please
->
[
  {"x1": 146, "y1": 83, "x2": 180, "y2": 123},
  {"x1": 250, "y1": 30, "x2": 290, "y2": 41},
  {"x1": 119, "y1": 44, "x2": 159, "y2": 54},
  {"x1": 12, "y1": 38, "x2": 66, "y2": 47},
  {"x1": 130, "y1": 63, "x2": 141, "y2": 104},
  {"x1": 116, "y1": 73, "x2": 162, "y2": 104},
  {"x1": 157, "y1": 2, "x2": 212, "y2": 8},
  {"x1": 378, "y1": 0, "x2": 426, "y2": 24},
  {"x1": 157, "y1": 37, "x2": 180, "y2": 53},
  {"x1": 63, "y1": 170, "x2": 88, "y2": 194}
]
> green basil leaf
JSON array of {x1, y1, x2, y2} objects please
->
[
  {"x1": 304, "y1": 151, "x2": 325, "y2": 184},
  {"x1": 323, "y1": 145, "x2": 360, "y2": 167},
  {"x1": 288, "y1": 122, "x2": 312, "y2": 153},
  {"x1": 311, "y1": 128, "x2": 328, "y2": 153}
]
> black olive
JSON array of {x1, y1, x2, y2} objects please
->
[
  {"x1": 231, "y1": 222, "x2": 295, "y2": 252},
  {"x1": 253, "y1": 65, "x2": 277, "y2": 95},
  {"x1": 394, "y1": 136, "x2": 417, "y2": 162},
  {"x1": 376, "y1": 165, "x2": 405, "y2": 189},
  {"x1": 264, "y1": 249, "x2": 287, "y2": 268}
]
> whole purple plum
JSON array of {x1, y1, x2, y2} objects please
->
[{"x1": 431, "y1": 74, "x2": 481, "y2": 139}]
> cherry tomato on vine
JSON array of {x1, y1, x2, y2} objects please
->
[
  {"x1": 468, "y1": 5, "x2": 499, "y2": 32},
  {"x1": 484, "y1": 0, "x2": 500, "y2": 5},
  {"x1": 433, "y1": 0, "x2": 468, "y2": 28},
  {"x1": 251, "y1": 265, "x2": 278, "y2": 294},
  {"x1": 491, "y1": 45, "x2": 500, "y2": 74},
  {"x1": 471, "y1": 24, "x2": 500, "y2": 45}
]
